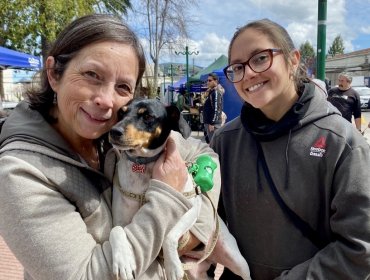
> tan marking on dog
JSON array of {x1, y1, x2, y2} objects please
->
[
  {"x1": 124, "y1": 124, "x2": 161, "y2": 148},
  {"x1": 138, "y1": 107, "x2": 147, "y2": 114},
  {"x1": 154, "y1": 126, "x2": 162, "y2": 138}
]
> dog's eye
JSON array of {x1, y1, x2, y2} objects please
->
[
  {"x1": 117, "y1": 108, "x2": 126, "y2": 120},
  {"x1": 143, "y1": 114, "x2": 155, "y2": 123}
]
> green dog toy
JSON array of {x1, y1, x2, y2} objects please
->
[{"x1": 188, "y1": 155, "x2": 217, "y2": 192}]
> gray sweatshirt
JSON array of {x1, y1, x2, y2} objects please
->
[
  {"x1": 0, "y1": 101, "x2": 220, "y2": 280},
  {"x1": 212, "y1": 82, "x2": 370, "y2": 279}
]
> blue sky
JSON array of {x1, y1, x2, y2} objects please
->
[
  {"x1": 131, "y1": 0, "x2": 370, "y2": 68},
  {"x1": 12, "y1": 0, "x2": 370, "y2": 82}
]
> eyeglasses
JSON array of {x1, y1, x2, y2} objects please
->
[
  {"x1": 207, "y1": 79, "x2": 214, "y2": 82},
  {"x1": 223, "y1": 48, "x2": 282, "y2": 83}
]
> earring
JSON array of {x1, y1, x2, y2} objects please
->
[
  {"x1": 53, "y1": 92, "x2": 57, "y2": 104},
  {"x1": 290, "y1": 69, "x2": 297, "y2": 80}
]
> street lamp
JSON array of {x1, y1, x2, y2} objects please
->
[
  {"x1": 316, "y1": 0, "x2": 327, "y2": 80},
  {"x1": 175, "y1": 46, "x2": 199, "y2": 93}
]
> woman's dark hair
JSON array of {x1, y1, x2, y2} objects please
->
[
  {"x1": 27, "y1": 14, "x2": 146, "y2": 120},
  {"x1": 228, "y1": 19, "x2": 309, "y2": 91},
  {"x1": 208, "y1": 72, "x2": 219, "y2": 82}
]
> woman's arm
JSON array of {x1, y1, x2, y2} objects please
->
[{"x1": 0, "y1": 154, "x2": 193, "y2": 280}]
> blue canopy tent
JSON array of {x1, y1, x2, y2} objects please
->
[
  {"x1": 200, "y1": 69, "x2": 243, "y2": 122},
  {"x1": 0, "y1": 46, "x2": 41, "y2": 69},
  {"x1": 164, "y1": 76, "x2": 187, "y2": 105},
  {"x1": 171, "y1": 76, "x2": 187, "y2": 89}
]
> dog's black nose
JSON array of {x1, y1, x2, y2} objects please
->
[{"x1": 109, "y1": 126, "x2": 124, "y2": 140}]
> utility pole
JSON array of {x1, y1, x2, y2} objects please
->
[
  {"x1": 316, "y1": 0, "x2": 327, "y2": 80},
  {"x1": 175, "y1": 46, "x2": 199, "y2": 93}
]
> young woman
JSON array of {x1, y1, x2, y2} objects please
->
[
  {"x1": 0, "y1": 14, "x2": 219, "y2": 279},
  {"x1": 211, "y1": 19, "x2": 370, "y2": 279}
]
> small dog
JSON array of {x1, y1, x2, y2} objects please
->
[{"x1": 109, "y1": 98, "x2": 251, "y2": 280}]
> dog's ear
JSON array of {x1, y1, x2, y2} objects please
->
[{"x1": 166, "y1": 105, "x2": 191, "y2": 139}]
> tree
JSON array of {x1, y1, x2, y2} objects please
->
[
  {"x1": 299, "y1": 40, "x2": 316, "y2": 77},
  {"x1": 327, "y1": 35, "x2": 345, "y2": 57},
  {"x1": 0, "y1": 0, "x2": 131, "y2": 100},
  {"x1": 0, "y1": 0, "x2": 132, "y2": 59},
  {"x1": 131, "y1": 0, "x2": 198, "y2": 98}
]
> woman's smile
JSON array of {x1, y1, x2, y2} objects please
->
[
  {"x1": 80, "y1": 107, "x2": 111, "y2": 123},
  {"x1": 246, "y1": 81, "x2": 267, "y2": 93}
]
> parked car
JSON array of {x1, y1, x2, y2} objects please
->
[
  {"x1": 0, "y1": 101, "x2": 18, "y2": 112},
  {"x1": 353, "y1": 86, "x2": 370, "y2": 110}
]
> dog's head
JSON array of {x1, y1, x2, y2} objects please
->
[{"x1": 109, "y1": 98, "x2": 191, "y2": 152}]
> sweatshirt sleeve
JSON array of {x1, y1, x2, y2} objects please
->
[
  {"x1": 0, "y1": 154, "x2": 193, "y2": 280},
  {"x1": 171, "y1": 131, "x2": 221, "y2": 247},
  {"x1": 278, "y1": 144, "x2": 370, "y2": 279},
  {"x1": 211, "y1": 91, "x2": 222, "y2": 124}
]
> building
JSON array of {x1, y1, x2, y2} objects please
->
[
  {"x1": 1, "y1": 69, "x2": 37, "y2": 102},
  {"x1": 326, "y1": 48, "x2": 370, "y2": 86}
]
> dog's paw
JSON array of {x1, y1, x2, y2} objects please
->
[
  {"x1": 164, "y1": 261, "x2": 184, "y2": 280},
  {"x1": 110, "y1": 226, "x2": 136, "y2": 279},
  {"x1": 163, "y1": 238, "x2": 185, "y2": 280}
]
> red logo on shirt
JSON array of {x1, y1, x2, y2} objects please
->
[
  {"x1": 310, "y1": 136, "x2": 327, "y2": 157},
  {"x1": 313, "y1": 136, "x2": 326, "y2": 149},
  {"x1": 132, "y1": 163, "x2": 146, "y2": 173}
]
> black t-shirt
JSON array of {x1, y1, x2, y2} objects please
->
[{"x1": 327, "y1": 87, "x2": 361, "y2": 123}]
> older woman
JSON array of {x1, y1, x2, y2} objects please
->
[{"x1": 0, "y1": 14, "x2": 219, "y2": 280}]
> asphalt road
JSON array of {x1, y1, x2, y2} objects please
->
[{"x1": 361, "y1": 110, "x2": 370, "y2": 144}]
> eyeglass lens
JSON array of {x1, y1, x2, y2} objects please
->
[{"x1": 225, "y1": 49, "x2": 275, "y2": 83}]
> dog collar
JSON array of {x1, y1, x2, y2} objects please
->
[{"x1": 124, "y1": 151, "x2": 162, "y2": 164}]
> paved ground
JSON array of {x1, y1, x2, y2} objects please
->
[
  {"x1": 191, "y1": 130, "x2": 205, "y2": 140},
  {"x1": 361, "y1": 111, "x2": 370, "y2": 145},
  {"x1": 0, "y1": 236, "x2": 23, "y2": 280}
]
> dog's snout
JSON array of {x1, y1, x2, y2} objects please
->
[{"x1": 110, "y1": 126, "x2": 124, "y2": 139}]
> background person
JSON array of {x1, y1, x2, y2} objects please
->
[
  {"x1": 212, "y1": 19, "x2": 370, "y2": 279},
  {"x1": 202, "y1": 73, "x2": 224, "y2": 143},
  {"x1": 0, "y1": 14, "x2": 220, "y2": 280},
  {"x1": 176, "y1": 86, "x2": 190, "y2": 112},
  {"x1": 327, "y1": 72, "x2": 362, "y2": 132}
]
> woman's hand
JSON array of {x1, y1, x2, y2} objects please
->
[
  {"x1": 152, "y1": 137, "x2": 188, "y2": 192},
  {"x1": 208, "y1": 124, "x2": 215, "y2": 132}
]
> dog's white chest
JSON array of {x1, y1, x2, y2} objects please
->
[
  {"x1": 112, "y1": 152, "x2": 196, "y2": 227},
  {"x1": 112, "y1": 155, "x2": 155, "y2": 226}
]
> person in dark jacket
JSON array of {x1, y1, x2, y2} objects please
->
[
  {"x1": 212, "y1": 18, "x2": 370, "y2": 279},
  {"x1": 202, "y1": 73, "x2": 224, "y2": 143}
]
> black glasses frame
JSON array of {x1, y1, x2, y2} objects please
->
[{"x1": 223, "y1": 48, "x2": 282, "y2": 83}]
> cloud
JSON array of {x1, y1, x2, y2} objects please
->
[
  {"x1": 249, "y1": 0, "x2": 317, "y2": 23},
  {"x1": 189, "y1": 33, "x2": 229, "y2": 66},
  {"x1": 361, "y1": 26, "x2": 370, "y2": 34},
  {"x1": 131, "y1": 0, "x2": 370, "y2": 68}
]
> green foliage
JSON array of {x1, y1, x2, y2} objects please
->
[
  {"x1": 0, "y1": 0, "x2": 131, "y2": 57},
  {"x1": 327, "y1": 35, "x2": 345, "y2": 57},
  {"x1": 299, "y1": 41, "x2": 315, "y2": 63},
  {"x1": 299, "y1": 41, "x2": 316, "y2": 76}
]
